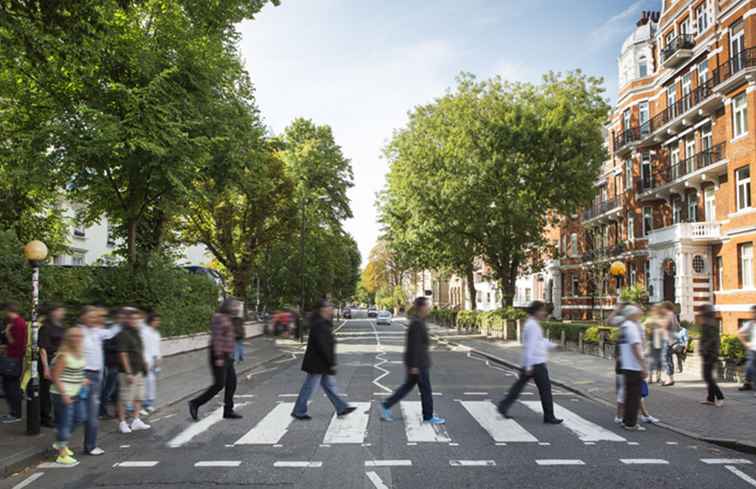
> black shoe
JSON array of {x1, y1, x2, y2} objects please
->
[
  {"x1": 497, "y1": 405, "x2": 511, "y2": 419},
  {"x1": 738, "y1": 383, "x2": 753, "y2": 391},
  {"x1": 544, "y1": 417, "x2": 564, "y2": 425},
  {"x1": 291, "y1": 413, "x2": 312, "y2": 421},
  {"x1": 337, "y1": 406, "x2": 357, "y2": 417},
  {"x1": 223, "y1": 411, "x2": 243, "y2": 419},
  {"x1": 188, "y1": 401, "x2": 199, "y2": 421},
  {"x1": 41, "y1": 419, "x2": 55, "y2": 428}
]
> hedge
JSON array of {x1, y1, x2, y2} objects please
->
[{"x1": 720, "y1": 334, "x2": 747, "y2": 362}]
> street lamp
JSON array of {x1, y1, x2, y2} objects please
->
[{"x1": 23, "y1": 240, "x2": 48, "y2": 435}]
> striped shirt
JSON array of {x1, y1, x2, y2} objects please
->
[
  {"x1": 50, "y1": 352, "x2": 85, "y2": 397},
  {"x1": 211, "y1": 313, "x2": 234, "y2": 358}
]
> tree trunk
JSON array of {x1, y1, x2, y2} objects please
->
[
  {"x1": 500, "y1": 277, "x2": 516, "y2": 307},
  {"x1": 232, "y1": 270, "x2": 250, "y2": 303},
  {"x1": 465, "y1": 267, "x2": 477, "y2": 310},
  {"x1": 127, "y1": 219, "x2": 138, "y2": 269}
]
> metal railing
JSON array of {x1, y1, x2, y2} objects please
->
[
  {"x1": 714, "y1": 47, "x2": 756, "y2": 85},
  {"x1": 613, "y1": 126, "x2": 641, "y2": 152},
  {"x1": 581, "y1": 195, "x2": 623, "y2": 221},
  {"x1": 660, "y1": 34, "x2": 695, "y2": 64},
  {"x1": 637, "y1": 142, "x2": 725, "y2": 193}
]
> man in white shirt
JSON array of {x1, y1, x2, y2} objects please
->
[
  {"x1": 497, "y1": 301, "x2": 563, "y2": 425},
  {"x1": 737, "y1": 305, "x2": 756, "y2": 392},
  {"x1": 141, "y1": 313, "x2": 162, "y2": 414},
  {"x1": 618, "y1": 305, "x2": 648, "y2": 431}
]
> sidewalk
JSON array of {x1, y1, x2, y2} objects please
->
[
  {"x1": 0, "y1": 333, "x2": 293, "y2": 476},
  {"x1": 427, "y1": 322, "x2": 756, "y2": 453}
]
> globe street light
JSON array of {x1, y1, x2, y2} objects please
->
[{"x1": 23, "y1": 240, "x2": 48, "y2": 435}]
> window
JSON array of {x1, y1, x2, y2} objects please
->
[
  {"x1": 670, "y1": 146, "x2": 681, "y2": 179},
  {"x1": 627, "y1": 212, "x2": 635, "y2": 241},
  {"x1": 692, "y1": 255, "x2": 705, "y2": 273},
  {"x1": 625, "y1": 159, "x2": 633, "y2": 190},
  {"x1": 614, "y1": 175, "x2": 622, "y2": 197},
  {"x1": 644, "y1": 260, "x2": 650, "y2": 288},
  {"x1": 736, "y1": 165, "x2": 752, "y2": 211},
  {"x1": 623, "y1": 108, "x2": 631, "y2": 131},
  {"x1": 731, "y1": 19, "x2": 745, "y2": 71},
  {"x1": 696, "y1": 2, "x2": 709, "y2": 33},
  {"x1": 739, "y1": 242, "x2": 753, "y2": 289},
  {"x1": 639, "y1": 101, "x2": 649, "y2": 135},
  {"x1": 687, "y1": 191, "x2": 698, "y2": 222},
  {"x1": 486, "y1": 292, "x2": 491, "y2": 304},
  {"x1": 571, "y1": 274, "x2": 580, "y2": 296},
  {"x1": 106, "y1": 223, "x2": 116, "y2": 247},
  {"x1": 681, "y1": 73, "x2": 692, "y2": 112},
  {"x1": 698, "y1": 59, "x2": 708, "y2": 85},
  {"x1": 639, "y1": 56, "x2": 648, "y2": 78},
  {"x1": 667, "y1": 85, "x2": 677, "y2": 118},
  {"x1": 665, "y1": 30, "x2": 675, "y2": 47},
  {"x1": 680, "y1": 17, "x2": 691, "y2": 35},
  {"x1": 570, "y1": 233, "x2": 578, "y2": 257},
  {"x1": 704, "y1": 186, "x2": 716, "y2": 222},
  {"x1": 629, "y1": 263, "x2": 637, "y2": 286},
  {"x1": 716, "y1": 256, "x2": 723, "y2": 290},
  {"x1": 700, "y1": 123, "x2": 712, "y2": 151},
  {"x1": 72, "y1": 255, "x2": 85, "y2": 266},
  {"x1": 641, "y1": 152, "x2": 651, "y2": 188},
  {"x1": 73, "y1": 224, "x2": 85, "y2": 238},
  {"x1": 643, "y1": 207, "x2": 653, "y2": 236},
  {"x1": 524, "y1": 288, "x2": 532, "y2": 303},
  {"x1": 672, "y1": 198, "x2": 682, "y2": 224},
  {"x1": 733, "y1": 92, "x2": 748, "y2": 138},
  {"x1": 53, "y1": 256, "x2": 65, "y2": 266}
]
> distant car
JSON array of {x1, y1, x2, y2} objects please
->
[
  {"x1": 376, "y1": 310, "x2": 392, "y2": 325},
  {"x1": 343, "y1": 308, "x2": 352, "y2": 319},
  {"x1": 367, "y1": 308, "x2": 378, "y2": 318}
]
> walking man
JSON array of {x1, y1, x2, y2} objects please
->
[
  {"x1": 381, "y1": 297, "x2": 445, "y2": 425},
  {"x1": 291, "y1": 299, "x2": 355, "y2": 420},
  {"x1": 115, "y1": 308, "x2": 151, "y2": 433},
  {"x1": 497, "y1": 301, "x2": 563, "y2": 425},
  {"x1": 189, "y1": 299, "x2": 243, "y2": 421},
  {"x1": 618, "y1": 305, "x2": 648, "y2": 431},
  {"x1": 737, "y1": 305, "x2": 756, "y2": 392}
]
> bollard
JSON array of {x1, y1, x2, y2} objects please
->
[
  {"x1": 578, "y1": 331, "x2": 584, "y2": 353},
  {"x1": 560, "y1": 330, "x2": 566, "y2": 348}
]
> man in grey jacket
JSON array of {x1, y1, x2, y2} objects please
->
[{"x1": 380, "y1": 297, "x2": 445, "y2": 425}]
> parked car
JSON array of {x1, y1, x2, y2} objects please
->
[
  {"x1": 367, "y1": 307, "x2": 378, "y2": 318},
  {"x1": 376, "y1": 310, "x2": 392, "y2": 325},
  {"x1": 343, "y1": 308, "x2": 352, "y2": 319}
]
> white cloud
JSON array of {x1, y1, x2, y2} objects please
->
[{"x1": 588, "y1": 0, "x2": 645, "y2": 51}]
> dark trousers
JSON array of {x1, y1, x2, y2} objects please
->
[
  {"x1": 191, "y1": 354, "x2": 236, "y2": 413},
  {"x1": 99, "y1": 366, "x2": 119, "y2": 416},
  {"x1": 498, "y1": 363, "x2": 555, "y2": 420},
  {"x1": 622, "y1": 369, "x2": 642, "y2": 427},
  {"x1": 702, "y1": 358, "x2": 724, "y2": 402},
  {"x1": 40, "y1": 375, "x2": 53, "y2": 424},
  {"x1": 384, "y1": 367, "x2": 433, "y2": 420},
  {"x1": 2, "y1": 374, "x2": 22, "y2": 418}
]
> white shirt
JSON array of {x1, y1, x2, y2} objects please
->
[
  {"x1": 522, "y1": 317, "x2": 552, "y2": 369},
  {"x1": 83, "y1": 324, "x2": 121, "y2": 372},
  {"x1": 619, "y1": 320, "x2": 643, "y2": 371},
  {"x1": 738, "y1": 321, "x2": 756, "y2": 351},
  {"x1": 140, "y1": 324, "x2": 162, "y2": 368}
]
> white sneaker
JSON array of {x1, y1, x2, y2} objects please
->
[
  {"x1": 139, "y1": 409, "x2": 149, "y2": 417},
  {"x1": 87, "y1": 447, "x2": 105, "y2": 456},
  {"x1": 119, "y1": 420, "x2": 132, "y2": 434},
  {"x1": 613, "y1": 416, "x2": 623, "y2": 424},
  {"x1": 640, "y1": 415, "x2": 659, "y2": 424},
  {"x1": 130, "y1": 418, "x2": 151, "y2": 431},
  {"x1": 146, "y1": 406, "x2": 157, "y2": 414}
]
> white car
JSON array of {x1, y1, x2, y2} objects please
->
[{"x1": 376, "y1": 310, "x2": 392, "y2": 325}]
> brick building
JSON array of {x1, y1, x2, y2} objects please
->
[{"x1": 557, "y1": 0, "x2": 756, "y2": 333}]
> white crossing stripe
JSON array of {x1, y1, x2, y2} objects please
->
[
  {"x1": 449, "y1": 460, "x2": 496, "y2": 466},
  {"x1": 365, "y1": 460, "x2": 413, "y2": 467},
  {"x1": 235, "y1": 403, "x2": 294, "y2": 445},
  {"x1": 400, "y1": 402, "x2": 451, "y2": 442},
  {"x1": 459, "y1": 401, "x2": 538, "y2": 443},
  {"x1": 113, "y1": 461, "x2": 160, "y2": 468},
  {"x1": 168, "y1": 403, "x2": 250, "y2": 448},
  {"x1": 322, "y1": 402, "x2": 370, "y2": 444},
  {"x1": 620, "y1": 459, "x2": 669, "y2": 465},
  {"x1": 463, "y1": 392, "x2": 489, "y2": 395},
  {"x1": 536, "y1": 459, "x2": 586, "y2": 466},
  {"x1": 726, "y1": 466, "x2": 756, "y2": 488},
  {"x1": 194, "y1": 461, "x2": 242, "y2": 467},
  {"x1": 37, "y1": 463, "x2": 78, "y2": 469},
  {"x1": 701, "y1": 459, "x2": 753, "y2": 465},
  {"x1": 521, "y1": 401, "x2": 626, "y2": 442},
  {"x1": 367, "y1": 471, "x2": 390, "y2": 489},
  {"x1": 274, "y1": 461, "x2": 323, "y2": 468},
  {"x1": 11, "y1": 472, "x2": 44, "y2": 489}
]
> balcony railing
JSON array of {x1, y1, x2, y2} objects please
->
[
  {"x1": 582, "y1": 195, "x2": 623, "y2": 222},
  {"x1": 638, "y1": 142, "x2": 725, "y2": 194},
  {"x1": 613, "y1": 126, "x2": 641, "y2": 152},
  {"x1": 581, "y1": 243, "x2": 626, "y2": 263},
  {"x1": 648, "y1": 222, "x2": 721, "y2": 246},
  {"x1": 660, "y1": 34, "x2": 695, "y2": 65},
  {"x1": 713, "y1": 47, "x2": 756, "y2": 88}
]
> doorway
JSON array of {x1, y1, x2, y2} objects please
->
[{"x1": 662, "y1": 259, "x2": 676, "y2": 303}]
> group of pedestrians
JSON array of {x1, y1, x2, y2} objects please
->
[{"x1": 1, "y1": 303, "x2": 161, "y2": 466}]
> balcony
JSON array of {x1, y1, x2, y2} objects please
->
[
  {"x1": 582, "y1": 195, "x2": 623, "y2": 224},
  {"x1": 637, "y1": 142, "x2": 726, "y2": 200},
  {"x1": 648, "y1": 221, "x2": 721, "y2": 247},
  {"x1": 613, "y1": 126, "x2": 641, "y2": 155},
  {"x1": 661, "y1": 34, "x2": 695, "y2": 69},
  {"x1": 581, "y1": 243, "x2": 627, "y2": 263},
  {"x1": 712, "y1": 47, "x2": 756, "y2": 95}
]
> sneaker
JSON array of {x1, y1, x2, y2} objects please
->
[
  {"x1": 223, "y1": 411, "x2": 243, "y2": 419},
  {"x1": 87, "y1": 447, "x2": 105, "y2": 456},
  {"x1": 640, "y1": 415, "x2": 659, "y2": 424},
  {"x1": 188, "y1": 401, "x2": 199, "y2": 421},
  {"x1": 291, "y1": 413, "x2": 312, "y2": 421},
  {"x1": 1, "y1": 416, "x2": 21, "y2": 424},
  {"x1": 146, "y1": 406, "x2": 157, "y2": 414},
  {"x1": 424, "y1": 416, "x2": 446, "y2": 425},
  {"x1": 130, "y1": 418, "x2": 151, "y2": 431},
  {"x1": 700, "y1": 400, "x2": 716, "y2": 406},
  {"x1": 715, "y1": 399, "x2": 725, "y2": 407},
  {"x1": 53, "y1": 443, "x2": 74, "y2": 457},
  {"x1": 119, "y1": 420, "x2": 132, "y2": 434},
  {"x1": 55, "y1": 455, "x2": 79, "y2": 466},
  {"x1": 738, "y1": 383, "x2": 753, "y2": 392},
  {"x1": 623, "y1": 424, "x2": 646, "y2": 432},
  {"x1": 381, "y1": 405, "x2": 394, "y2": 422},
  {"x1": 337, "y1": 406, "x2": 357, "y2": 417},
  {"x1": 613, "y1": 416, "x2": 623, "y2": 424},
  {"x1": 139, "y1": 409, "x2": 149, "y2": 417}
]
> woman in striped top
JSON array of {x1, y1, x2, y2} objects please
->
[{"x1": 51, "y1": 326, "x2": 88, "y2": 466}]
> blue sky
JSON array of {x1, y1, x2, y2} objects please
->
[{"x1": 238, "y1": 0, "x2": 658, "y2": 264}]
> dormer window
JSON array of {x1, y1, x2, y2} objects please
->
[{"x1": 639, "y1": 55, "x2": 648, "y2": 77}]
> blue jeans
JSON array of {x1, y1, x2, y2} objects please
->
[
  {"x1": 234, "y1": 340, "x2": 245, "y2": 362},
  {"x1": 99, "y1": 367, "x2": 118, "y2": 416},
  {"x1": 52, "y1": 393, "x2": 85, "y2": 447},
  {"x1": 83, "y1": 371, "x2": 101, "y2": 453},
  {"x1": 384, "y1": 367, "x2": 434, "y2": 420},
  {"x1": 746, "y1": 351, "x2": 756, "y2": 383},
  {"x1": 293, "y1": 374, "x2": 348, "y2": 416}
]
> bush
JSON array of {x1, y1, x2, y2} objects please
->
[
  {"x1": 619, "y1": 285, "x2": 649, "y2": 305},
  {"x1": 583, "y1": 325, "x2": 616, "y2": 344},
  {"x1": 542, "y1": 321, "x2": 592, "y2": 342},
  {"x1": 429, "y1": 307, "x2": 457, "y2": 327},
  {"x1": 720, "y1": 334, "x2": 747, "y2": 362},
  {"x1": 457, "y1": 310, "x2": 479, "y2": 329}
]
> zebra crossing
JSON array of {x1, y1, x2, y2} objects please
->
[{"x1": 167, "y1": 399, "x2": 628, "y2": 449}]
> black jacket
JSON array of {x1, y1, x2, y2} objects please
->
[
  {"x1": 301, "y1": 314, "x2": 336, "y2": 374},
  {"x1": 699, "y1": 319, "x2": 720, "y2": 361},
  {"x1": 404, "y1": 316, "x2": 431, "y2": 369}
]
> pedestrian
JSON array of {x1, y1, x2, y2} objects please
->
[
  {"x1": 38, "y1": 304, "x2": 66, "y2": 428},
  {"x1": 671, "y1": 321, "x2": 689, "y2": 374},
  {"x1": 81, "y1": 305, "x2": 120, "y2": 455},
  {"x1": 381, "y1": 297, "x2": 445, "y2": 425},
  {"x1": 232, "y1": 316, "x2": 245, "y2": 362},
  {"x1": 141, "y1": 312, "x2": 162, "y2": 414},
  {"x1": 645, "y1": 305, "x2": 668, "y2": 384},
  {"x1": 115, "y1": 308, "x2": 151, "y2": 433},
  {"x1": 99, "y1": 308, "x2": 124, "y2": 418},
  {"x1": 189, "y1": 299, "x2": 243, "y2": 421},
  {"x1": 660, "y1": 301, "x2": 678, "y2": 386},
  {"x1": 618, "y1": 305, "x2": 648, "y2": 431},
  {"x1": 737, "y1": 305, "x2": 756, "y2": 392},
  {"x1": 50, "y1": 326, "x2": 87, "y2": 466},
  {"x1": 497, "y1": 300, "x2": 563, "y2": 425},
  {"x1": 291, "y1": 299, "x2": 355, "y2": 421},
  {"x1": 611, "y1": 303, "x2": 627, "y2": 424},
  {"x1": 698, "y1": 304, "x2": 724, "y2": 406},
  {"x1": 1, "y1": 303, "x2": 27, "y2": 424}
]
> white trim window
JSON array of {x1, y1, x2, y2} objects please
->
[
  {"x1": 670, "y1": 146, "x2": 681, "y2": 179},
  {"x1": 696, "y1": 2, "x2": 710, "y2": 33},
  {"x1": 572, "y1": 274, "x2": 580, "y2": 297},
  {"x1": 627, "y1": 213, "x2": 635, "y2": 241},
  {"x1": 623, "y1": 108, "x2": 631, "y2": 131},
  {"x1": 739, "y1": 242, "x2": 753, "y2": 289},
  {"x1": 644, "y1": 260, "x2": 650, "y2": 288},
  {"x1": 639, "y1": 55, "x2": 648, "y2": 78},
  {"x1": 698, "y1": 59, "x2": 708, "y2": 86},
  {"x1": 625, "y1": 159, "x2": 633, "y2": 190},
  {"x1": 639, "y1": 101, "x2": 649, "y2": 135},
  {"x1": 716, "y1": 256, "x2": 723, "y2": 291},
  {"x1": 667, "y1": 84, "x2": 677, "y2": 118},
  {"x1": 733, "y1": 92, "x2": 748, "y2": 139},
  {"x1": 704, "y1": 186, "x2": 716, "y2": 222},
  {"x1": 629, "y1": 263, "x2": 637, "y2": 286},
  {"x1": 570, "y1": 233, "x2": 578, "y2": 257},
  {"x1": 672, "y1": 198, "x2": 682, "y2": 224},
  {"x1": 687, "y1": 191, "x2": 698, "y2": 222},
  {"x1": 736, "y1": 165, "x2": 751, "y2": 211},
  {"x1": 643, "y1": 207, "x2": 653, "y2": 236}
]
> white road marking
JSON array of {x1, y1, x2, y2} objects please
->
[
  {"x1": 496, "y1": 442, "x2": 507, "y2": 446},
  {"x1": 235, "y1": 403, "x2": 295, "y2": 445},
  {"x1": 536, "y1": 459, "x2": 586, "y2": 466},
  {"x1": 538, "y1": 442, "x2": 551, "y2": 446},
  {"x1": 701, "y1": 459, "x2": 753, "y2": 465},
  {"x1": 627, "y1": 442, "x2": 640, "y2": 446},
  {"x1": 521, "y1": 401, "x2": 626, "y2": 442},
  {"x1": 278, "y1": 394, "x2": 298, "y2": 397},
  {"x1": 274, "y1": 461, "x2": 323, "y2": 468},
  {"x1": 620, "y1": 459, "x2": 669, "y2": 465},
  {"x1": 113, "y1": 461, "x2": 160, "y2": 467},
  {"x1": 234, "y1": 394, "x2": 255, "y2": 398},
  {"x1": 37, "y1": 463, "x2": 78, "y2": 469},
  {"x1": 459, "y1": 401, "x2": 538, "y2": 443},
  {"x1": 463, "y1": 392, "x2": 489, "y2": 396},
  {"x1": 666, "y1": 441, "x2": 678, "y2": 445},
  {"x1": 245, "y1": 367, "x2": 278, "y2": 379},
  {"x1": 371, "y1": 320, "x2": 393, "y2": 393},
  {"x1": 11, "y1": 472, "x2": 44, "y2": 489},
  {"x1": 400, "y1": 402, "x2": 451, "y2": 442},
  {"x1": 365, "y1": 460, "x2": 413, "y2": 467},
  {"x1": 449, "y1": 460, "x2": 496, "y2": 466},
  {"x1": 584, "y1": 442, "x2": 596, "y2": 446},
  {"x1": 726, "y1": 465, "x2": 756, "y2": 487},
  {"x1": 366, "y1": 471, "x2": 390, "y2": 489},
  {"x1": 194, "y1": 461, "x2": 242, "y2": 467},
  {"x1": 120, "y1": 445, "x2": 131, "y2": 448},
  {"x1": 406, "y1": 442, "x2": 417, "y2": 446},
  {"x1": 168, "y1": 403, "x2": 250, "y2": 448}
]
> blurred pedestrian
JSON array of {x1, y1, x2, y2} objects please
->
[
  {"x1": 115, "y1": 308, "x2": 150, "y2": 433},
  {"x1": 141, "y1": 313, "x2": 162, "y2": 414},
  {"x1": 99, "y1": 308, "x2": 124, "y2": 418},
  {"x1": 671, "y1": 321, "x2": 689, "y2": 374},
  {"x1": 660, "y1": 301, "x2": 678, "y2": 386},
  {"x1": 232, "y1": 316, "x2": 245, "y2": 362},
  {"x1": 50, "y1": 326, "x2": 87, "y2": 466},
  {"x1": 645, "y1": 305, "x2": 668, "y2": 384},
  {"x1": 699, "y1": 304, "x2": 724, "y2": 407},
  {"x1": 292, "y1": 299, "x2": 355, "y2": 421},
  {"x1": 189, "y1": 299, "x2": 243, "y2": 421},
  {"x1": 737, "y1": 305, "x2": 756, "y2": 392},
  {"x1": 1, "y1": 303, "x2": 27, "y2": 424},
  {"x1": 618, "y1": 305, "x2": 648, "y2": 431},
  {"x1": 38, "y1": 304, "x2": 66, "y2": 428}
]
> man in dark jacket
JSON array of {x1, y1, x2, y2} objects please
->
[
  {"x1": 291, "y1": 299, "x2": 355, "y2": 420},
  {"x1": 381, "y1": 297, "x2": 445, "y2": 425}
]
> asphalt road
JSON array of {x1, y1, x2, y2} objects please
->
[{"x1": 4, "y1": 314, "x2": 756, "y2": 489}]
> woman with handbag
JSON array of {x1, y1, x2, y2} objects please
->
[{"x1": 1, "y1": 303, "x2": 27, "y2": 424}]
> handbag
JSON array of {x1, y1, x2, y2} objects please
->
[{"x1": 0, "y1": 356, "x2": 22, "y2": 377}]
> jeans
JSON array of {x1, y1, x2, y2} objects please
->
[
  {"x1": 39, "y1": 372, "x2": 53, "y2": 424},
  {"x1": 191, "y1": 354, "x2": 237, "y2": 413},
  {"x1": 1, "y1": 374, "x2": 22, "y2": 418},
  {"x1": 293, "y1": 373, "x2": 348, "y2": 416},
  {"x1": 144, "y1": 368, "x2": 156, "y2": 408},
  {"x1": 702, "y1": 358, "x2": 724, "y2": 402},
  {"x1": 52, "y1": 393, "x2": 85, "y2": 447},
  {"x1": 746, "y1": 351, "x2": 756, "y2": 383},
  {"x1": 649, "y1": 348, "x2": 664, "y2": 374},
  {"x1": 622, "y1": 369, "x2": 642, "y2": 427},
  {"x1": 83, "y1": 371, "x2": 101, "y2": 453},
  {"x1": 498, "y1": 363, "x2": 555, "y2": 421},
  {"x1": 383, "y1": 368, "x2": 433, "y2": 420},
  {"x1": 664, "y1": 345, "x2": 675, "y2": 376},
  {"x1": 234, "y1": 340, "x2": 245, "y2": 362},
  {"x1": 99, "y1": 366, "x2": 119, "y2": 416}
]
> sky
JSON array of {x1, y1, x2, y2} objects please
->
[{"x1": 238, "y1": 0, "x2": 658, "y2": 265}]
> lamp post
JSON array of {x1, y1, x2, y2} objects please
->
[{"x1": 23, "y1": 240, "x2": 48, "y2": 436}]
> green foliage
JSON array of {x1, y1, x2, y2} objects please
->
[
  {"x1": 542, "y1": 321, "x2": 593, "y2": 342},
  {"x1": 429, "y1": 308, "x2": 458, "y2": 327},
  {"x1": 619, "y1": 285, "x2": 649, "y2": 305},
  {"x1": 582, "y1": 326, "x2": 617, "y2": 344},
  {"x1": 720, "y1": 334, "x2": 747, "y2": 362},
  {"x1": 457, "y1": 310, "x2": 479, "y2": 329}
]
